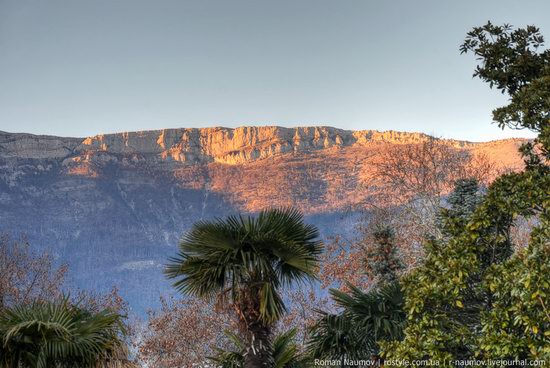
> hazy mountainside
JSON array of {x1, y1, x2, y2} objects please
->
[{"x1": 0, "y1": 126, "x2": 525, "y2": 313}]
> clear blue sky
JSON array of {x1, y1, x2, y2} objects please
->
[{"x1": 0, "y1": 0, "x2": 547, "y2": 141}]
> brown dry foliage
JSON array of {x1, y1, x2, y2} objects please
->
[
  {"x1": 367, "y1": 139, "x2": 496, "y2": 265},
  {"x1": 368, "y1": 138, "x2": 494, "y2": 207},
  {"x1": 73, "y1": 287, "x2": 130, "y2": 316},
  {"x1": 321, "y1": 140, "x2": 500, "y2": 293},
  {"x1": 319, "y1": 210, "x2": 408, "y2": 291},
  {"x1": 0, "y1": 234, "x2": 67, "y2": 309},
  {"x1": 137, "y1": 297, "x2": 238, "y2": 368},
  {"x1": 277, "y1": 286, "x2": 331, "y2": 347}
]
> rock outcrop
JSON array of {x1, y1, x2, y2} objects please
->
[{"x1": 70, "y1": 126, "x2": 475, "y2": 165}]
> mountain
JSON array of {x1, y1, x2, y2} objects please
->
[{"x1": 0, "y1": 126, "x2": 526, "y2": 313}]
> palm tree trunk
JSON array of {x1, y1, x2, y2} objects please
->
[
  {"x1": 243, "y1": 321, "x2": 271, "y2": 368},
  {"x1": 237, "y1": 284, "x2": 273, "y2": 367}
]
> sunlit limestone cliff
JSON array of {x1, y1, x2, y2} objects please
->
[{"x1": 0, "y1": 126, "x2": 525, "y2": 313}]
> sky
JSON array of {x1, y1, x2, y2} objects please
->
[{"x1": 0, "y1": 0, "x2": 548, "y2": 141}]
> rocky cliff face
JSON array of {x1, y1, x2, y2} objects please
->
[
  {"x1": 0, "y1": 127, "x2": 526, "y2": 313},
  {"x1": 69, "y1": 126, "x2": 476, "y2": 165}
]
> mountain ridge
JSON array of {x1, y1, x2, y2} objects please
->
[
  {"x1": 0, "y1": 126, "x2": 527, "y2": 164},
  {"x1": 0, "y1": 126, "x2": 528, "y2": 313}
]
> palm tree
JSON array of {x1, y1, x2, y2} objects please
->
[
  {"x1": 0, "y1": 298, "x2": 130, "y2": 368},
  {"x1": 307, "y1": 282, "x2": 405, "y2": 365},
  {"x1": 165, "y1": 208, "x2": 323, "y2": 368},
  {"x1": 211, "y1": 328, "x2": 307, "y2": 368}
]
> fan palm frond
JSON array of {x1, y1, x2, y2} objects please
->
[
  {"x1": 330, "y1": 282, "x2": 405, "y2": 342},
  {"x1": 210, "y1": 329, "x2": 306, "y2": 368},
  {"x1": 307, "y1": 282, "x2": 405, "y2": 361},
  {"x1": 165, "y1": 207, "x2": 323, "y2": 325},
  {"x1": 0, "y1": 298, "x2": 127, "y2": 368}
]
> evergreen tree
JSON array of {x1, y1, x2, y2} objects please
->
[
  {"x1": 438, "y1": 178, "x2": 481, "y2": 237},
  {"x1": 364, "y1": 226, "x2": 403, "y2": 285},
  {"x1": 382, "y1": 22, "x2": 550, "y2": 361}
]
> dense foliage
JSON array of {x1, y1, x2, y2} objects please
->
[{"x1": 383, "y1": 22, "x2": 550, "y2": 361}]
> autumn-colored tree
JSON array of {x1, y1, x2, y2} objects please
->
[
  {"x1": 320, "y1": 211, "x2": 403, "y2": 292},
  {"x1": 363, "y1": 140, "x2": 496, "y2": 281},
  {"x1": 321, "y1": 142, "x2": 496, "y2": 295},
  {"x1": 369, "y1": 138, "x2": 494, "y2": 239},
  {"x1": 0, "y1": 233, "x2": 130, "y2": 319},
  {"x1": 137, "y1": 297, "x2": 237, "y2": 368},
  {"x1": 165, "y1": 208, "x2": 323, "y2": 368},
  {"x1": 277, "y1": 287, "x2": 330, "y2": 347},
  {"x1": 72, "y1": 287, "x2": 130, "y2": 318},
  {"x1": 0, "y1": 235, "x2": 67, "y2": 309}
]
